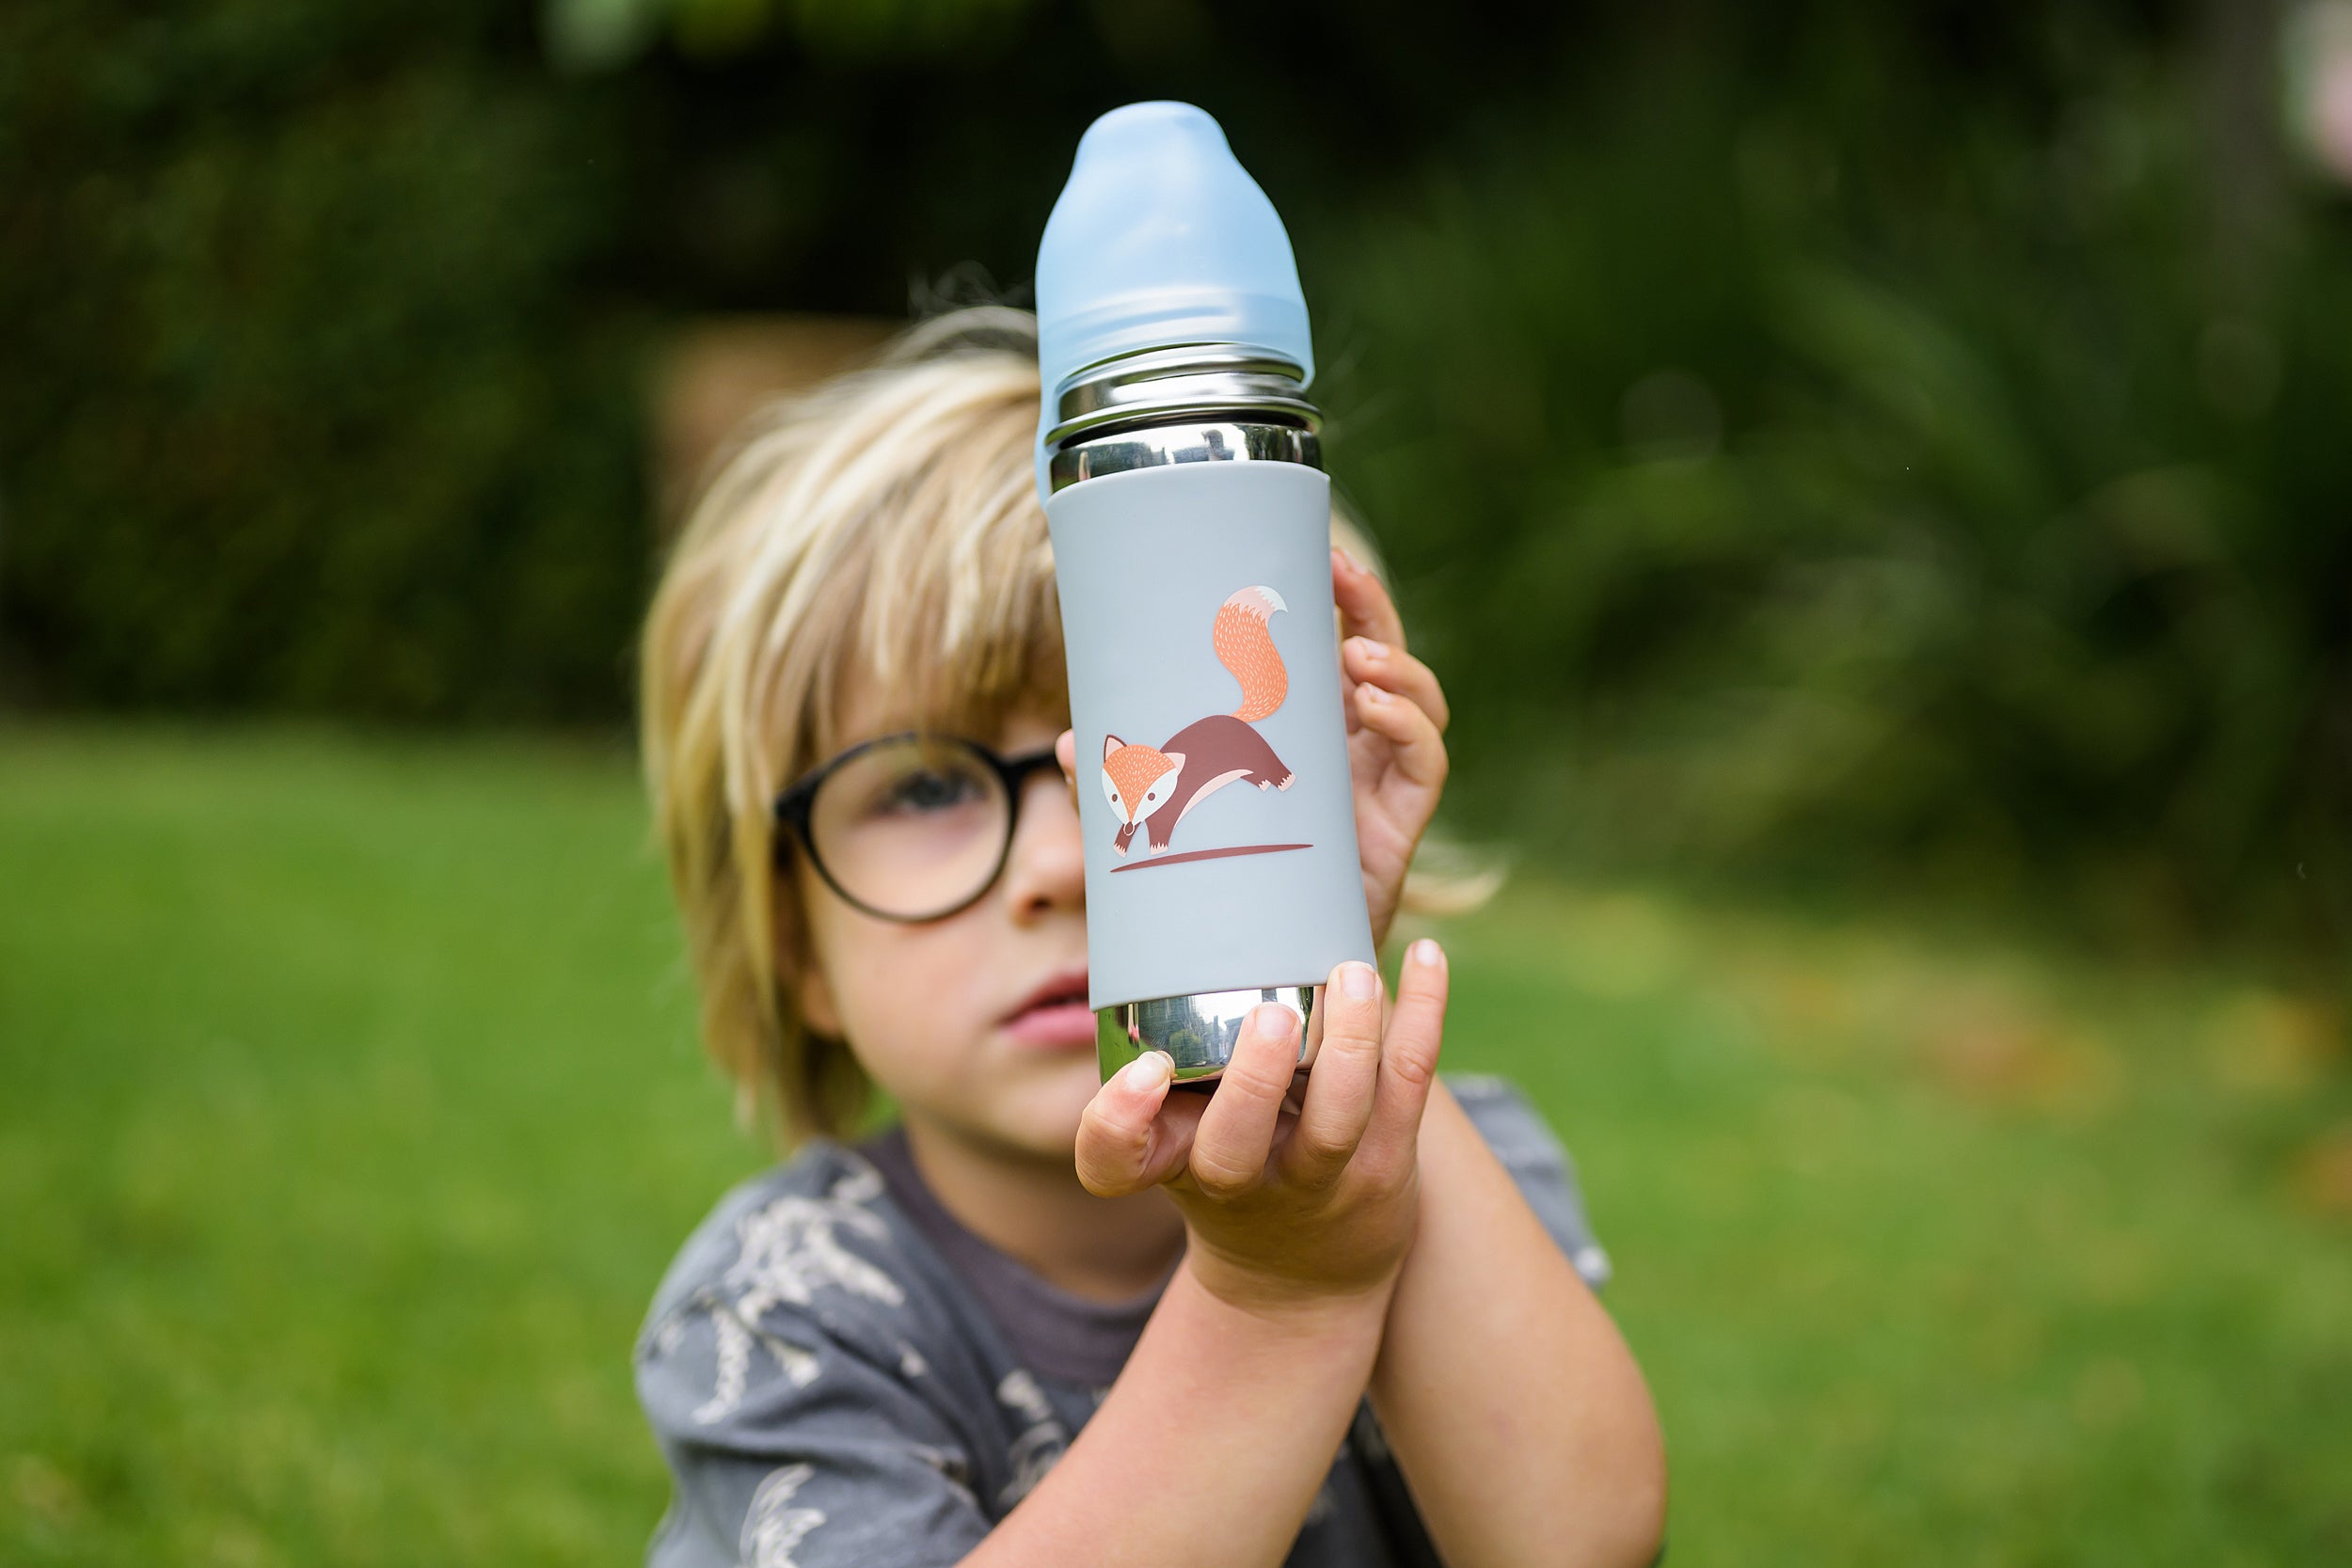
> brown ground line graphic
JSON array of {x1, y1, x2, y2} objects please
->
[{"x1": 1109, "y1": 843, "x2": 1311, "y2": 873}]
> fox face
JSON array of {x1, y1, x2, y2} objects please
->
[{"x1": 1100, "y1": 735, "x2": 1185, "y2": 857}]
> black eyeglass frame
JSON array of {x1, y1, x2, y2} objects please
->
[{"x1": 771, "y1": 731, "x2": 1066, "y2": 924}]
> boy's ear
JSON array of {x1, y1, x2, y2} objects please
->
[
  {"x1": 794, "y1": 960, "x2": 843, "y2": 1039},
  {"x1": 771, "y1": 872, "x2": 843, "y2": 1037}
]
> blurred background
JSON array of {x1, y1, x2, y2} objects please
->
[{"x1": 4, "y1": 1, "x2": 2349, "y2": 1562}]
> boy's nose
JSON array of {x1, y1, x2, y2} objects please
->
[{"x1": 1002, "y1": 763, "x2": 1086, "y2": 922}]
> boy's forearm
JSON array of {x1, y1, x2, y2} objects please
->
[
  {"x1": 1368, "y1": 1081, "x2": 1667, "y2": 1568},
  {"x1": 966, "y1": 1257, "x2": 1391, "y2": 1568}
]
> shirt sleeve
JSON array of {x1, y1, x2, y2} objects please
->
[
  {"x1": 1445, "y1": 1072, "x2": 1613, "y2": 1290},
  {"x1": 635, "y1": 1285, "x2": 992, "y2": 1568}
]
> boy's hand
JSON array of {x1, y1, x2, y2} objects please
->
[
  {"x1": 1073, "y1": 942, "x2": 1451, "y2": 1316},
  {"x1": 1332, "y1": 546, "x2": 1450, "y2": 951}
]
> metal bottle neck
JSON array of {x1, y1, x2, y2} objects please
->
[{"x1": 1044, "y1": 343, "x2": 1323, "y2": 494}]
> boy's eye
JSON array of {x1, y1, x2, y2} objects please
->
[{"x1": 873, "y1": 767, "x2": 984, "y2": 816}]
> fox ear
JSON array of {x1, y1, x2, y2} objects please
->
[
  {"x1": 1161, "y1": 751, "x2": 1185, "y2": 774},
  {"x1": 1102, "y1": 734, "x2": 1124, "y2": 762}
]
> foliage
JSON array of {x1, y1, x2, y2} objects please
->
[
  {"x1": 0, "y1": 1, "x2": 649, "y2": 720},
  {"x1": 544, "y1": 0, "x2": 1041, "y2": 70},
  {"x1": 1305, "y1": 17, "x2": 2352, "y2": 965},
  {"x1": 0, "y1": 2, "x2": 2344, "y2": 965}
]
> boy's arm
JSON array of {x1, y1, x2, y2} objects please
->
[
  {"x1": 965, "y1": 1261, "x2": 1391, "y2": 1567},
  {"x1": 1367, "y1": 1078, "x2": 1667, "y2": 1568},
  {"x1": 994, "y1": 946, "x2": 1452, "y2": 1568},
  {"x1": 635, "y1": 1229, "x2": 1387, "y2": 1568},
  {"x1": 1321, "y1": 544, "x2": 1663, "y2": 1560}
]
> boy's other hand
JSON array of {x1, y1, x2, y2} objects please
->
[
  {"x1": 1074, "y1": 942, "x2": 1450, "y2": 1317},
  {"x1": 1333, "y1": 547, "x2": 1450, "y2": 951}
]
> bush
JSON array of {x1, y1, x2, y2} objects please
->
[
  {"x1": 0, "y1": 1, "x2": 649, "y2": 719},
  {"x1": 1306, "y1": 19, "x2": 2352, "y2": 965},
  {"x1": 2, "y1": 1, "x2": 2343, "y2": 969}
]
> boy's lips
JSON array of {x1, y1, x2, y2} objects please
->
[{"x1": 999, "y1": 965, "x2": 1096, "y2": 1050}]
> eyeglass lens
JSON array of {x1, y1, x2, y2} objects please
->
[{"x1": 806, "y1": 736, "x2": 1012, "y2": 919}]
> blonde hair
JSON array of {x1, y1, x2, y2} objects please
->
[{"x1": 639, "y1": 306, "x2": 1501, "y2": 1147}]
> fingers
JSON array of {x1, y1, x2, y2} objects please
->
[
  {"x1": 1352, "y1": 678, "x2": 1449, "y2": 793},
  {"x1": 1055, "y1": 728, "x2": 1079, "y2": 812},
  {"x1": 1331, "y1": 546, "x2": 1406, "y2": 649},
  {"x1": 1185, "y1": 1003, "x2": 1301, "y2": 1197},
  {"x1": 1075, "y1": 1051, "x2": 1182, "y2": 1196},
  {"x1": 1359, "y1": 939, "x2": 1449, "y2": 1167},
  {"x1": 1343, "y1": 637, "x2": 1450, "y2": 733},
  {"x1": 1279, "y1": 961, "x2": 1383, "y2": 1187}
]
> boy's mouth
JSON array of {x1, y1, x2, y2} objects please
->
[{"x1": 999, "y1": 966, "x2": 1096, "y2": 1051}]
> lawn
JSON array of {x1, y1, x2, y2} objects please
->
[{"x1": 3, "y1": 725, "x2": 2347, "y2": 1564}]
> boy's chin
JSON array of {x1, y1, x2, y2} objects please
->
[
  {"x1": 948, "y1": 1118, "x2": 1084, "y2": 1171},
  {"x1": 902, "y1": 1100, "x2": 1079, "y2": 1168},
  {"x1": 988, "y1": 1080, "x2": 1100, "y2": 1163}
]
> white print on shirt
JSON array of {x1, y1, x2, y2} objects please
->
[
  {"x1": 740, "y1": 1463, "x2": 825, "y2": 1568},
  {"x1": 694, "y1": 1164, "x2": 906, "y2": 1424},
  {"x1": 696, "y1": 1311, "x2": 823, "y2": 1425},
  {"x1": 994, "y1": 1369, "x2": 1071, "y2": 1509}
]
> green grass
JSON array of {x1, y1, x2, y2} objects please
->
[{"x1": 4, "y1": 725, "x2": 2347, "y2": 1564}]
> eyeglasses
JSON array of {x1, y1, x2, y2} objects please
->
[{"x1": 771, "y1": 732, "x2": 1066, "y2": 923}]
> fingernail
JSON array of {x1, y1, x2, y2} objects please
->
[
  {"x1": 1359, "y1": 682, "x2": 1388, "y2": 705},
  {"x1": 1250, "y1": 1002, "x2": 1299, "y2": 1038},
  {"x1": 1119, "y1": 1052, "x2": 1170, "y2": 1090},
  {"x1": 1349, "y1": 636, "x2": 1388, "y2": 663},
  {"x1": 1332, "y1": 545, "x2": 1362, "y2": 575},
  {"x1": 1341, "y1": 960, "x2": 1379, "y2": 1000},
  {"x1": 1409, "y1": 938, "x2": 1444, "y2": 970}
]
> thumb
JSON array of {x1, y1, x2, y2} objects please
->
[
  {"x1": 1056, "y1": 728, "x2": 1079, "y2": 812},
  {"x1": 1074, "y1": 1052, "x2": 1178, "y2": 1196}
]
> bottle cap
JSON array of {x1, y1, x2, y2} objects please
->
[{"x1": 1034, "y1": 102, "x2": 1312, "y2": 499}]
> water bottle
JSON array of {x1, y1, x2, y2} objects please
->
[{"x1": 1034, "y1": 101, "x2": 1376, "y2": 1085}]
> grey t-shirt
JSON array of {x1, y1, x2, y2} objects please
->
[{"x1": 633, "y1": 1074, "x2": 1611, "y2": 1567}]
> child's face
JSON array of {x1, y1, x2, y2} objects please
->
[{"x1": 784, "y1": 668, "x2": 1099, "y2": 1164}]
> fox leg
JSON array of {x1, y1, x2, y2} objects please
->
[
  {"x1": 1248, "y1": 749, "x2": 1295, "y2": 792},
  {"x1": 1145, "y1": 798, "x2": 1183, "y2": 855}
]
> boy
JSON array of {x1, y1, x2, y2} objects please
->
[{"x1": 633, "y1": 307, "x2": 1665, "y2": 1566}]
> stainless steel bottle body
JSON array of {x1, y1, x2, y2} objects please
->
[{"x1": 1045, "y1": 395, "x2": 1376, "y2": 1085}]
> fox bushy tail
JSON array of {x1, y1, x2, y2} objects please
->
[{"x1": 1214, "y1": 585, "x2": 1289, "y2": 723}]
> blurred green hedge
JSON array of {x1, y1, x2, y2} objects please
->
[
  {"x1": 0, "y1": 2, "x2": 649, "y2": 719},
  {"x1": 1303, "y1": 18, "x2": 2352, "y2": 967},
  {"x1": 1, "y1": 1, "x2": 2344, "y2": 967}
]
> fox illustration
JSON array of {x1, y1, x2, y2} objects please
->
[{"x1": 1100, "y1": 585, "x2": 1296, "y2": 858}]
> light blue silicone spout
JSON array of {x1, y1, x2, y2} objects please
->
[{"x1": 1033, "y1": 102, "x2": 1314, "y2": 500}]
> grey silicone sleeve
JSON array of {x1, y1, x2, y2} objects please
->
[{"x1": 1047, "y1": 460, "x2": 1377, "y2": 1010}]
